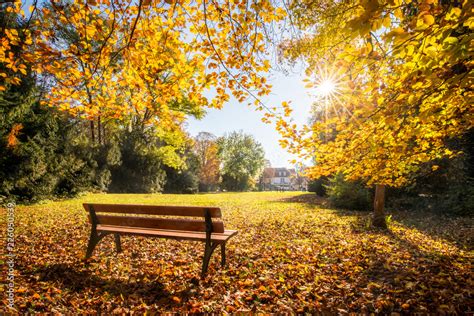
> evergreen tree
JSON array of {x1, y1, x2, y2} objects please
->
[{"x1": 0, "y1": 9, "x2": 120, "y2": 202}]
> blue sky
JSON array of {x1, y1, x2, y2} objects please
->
[{"x1": 186, "y1": 70, "x2": 313, "y2": 168}]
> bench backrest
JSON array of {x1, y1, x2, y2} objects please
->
[{"x1": 83, "y1": 203, "x2": 224, "y2": 233}]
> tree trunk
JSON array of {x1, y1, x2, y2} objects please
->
[
  {"x1": 90, "y1": 120, "x2": 95, "y2": 143},
  {"x1": 372, "y1": 184, "x2": 387, "y2": 229},
  {"x1": 98, "y1": 116, "x2": 102, "y2": 145},
  {"x1": 102, "y1": 121, "x2": 106, "y2": 144}
]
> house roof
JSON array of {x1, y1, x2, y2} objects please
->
[{"x1": 263, "y1": 167, "x2": 293, "y2": 177}]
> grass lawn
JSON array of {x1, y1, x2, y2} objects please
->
[{"x1": 1, "y1": 192, "x2": 472, "y2": 313}]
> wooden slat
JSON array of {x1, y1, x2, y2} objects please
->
[
  {"x1": 96, "y1": 225, "x2": 238, "y2": 242},
  {"x1": 95, "y1": 215, "x2": 225, "y2": 233},
  {"x1": 83, "y1": 203, "x2": 222, "y2": 218}
]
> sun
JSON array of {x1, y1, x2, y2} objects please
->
[
  {"x1": 306, "y1": 64, "x2": 354, "y2": 121},
  {"x1": 312, "y1": 65, "x2": 342, "y2": 103},
  {"x1": 317, "y1": 79, "x2": 337, "y2": 97}
]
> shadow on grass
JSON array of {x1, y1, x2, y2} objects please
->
[
  {"x1": 353, "y1": 252, "x2": 469, "y2": 313},
  {"x1": 388, "y1": 210, "x2": 473, "y2": 251},
  {"x1": 20, "y1": 262, "x2": 198, "y2": 307},
  {"x1": 275, "y1": 193, "x2": 470, "y2": 312},
  {"x1": 353, "y1": 209, "x2": 472, "y2": 251},
  {"x1": 275, "y1": 193, "x2": 330, "y2": 208},
  {"x1": 277, "y1": 192, "x2": 473, "y2": 250}
]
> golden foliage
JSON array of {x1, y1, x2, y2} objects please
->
[
  {"x1": 2, "y1": 0, "x2": 284, "y2": 124},
  {"x1": 194, "y1": 133, "x2": 221, "y2": 187},
  {"x1": 278, "y1": 0, "x2": 473, "y2": 187},
  {"x1": 0, "y1": 2, "x2": 33, "y2": 91}
]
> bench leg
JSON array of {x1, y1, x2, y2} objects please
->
[
  {"x1": 201, "y1": 242, "x2": 218, "y2": 277},
  {"x1": 85, "y1": 231, "x2": 108, "y2": 259},
  {"x1": 85, "y1": 230, "x2": 99, "y2": 259},
  {"x1": 221, "y1": 243, "x2": 226, "y2": 267},
  {"x1": 114, "y1": 234, "x2": 122, "y2": 253}
]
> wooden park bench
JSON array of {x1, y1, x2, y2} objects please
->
[{"x1": 83, "y1": 203, "x2": 238, "y2": 276}]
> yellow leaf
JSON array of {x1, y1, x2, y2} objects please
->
[
  {"x1": 423, "y1": 14, "x2": 435, "y2": 26},
  {"x1": 447, "y1": 7, "x2": 461, "y2": 21}
]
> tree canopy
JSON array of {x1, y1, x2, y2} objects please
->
[
  {"x1": 217, "y1": 131, "x2": 265, "y2": 191},
  {"x1": 2, "y1": 0, "x2": 472, "y2": 196},
  {"x1": 276, "y1": 0, "x2": 473, "y2": 187},
  {"x1": 2, "y1": 0, "x2": 284, "y2": 120},
  {"x1": 1, "y1": 0, "x2": 285, "y2": 183}
]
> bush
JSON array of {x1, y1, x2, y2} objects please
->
[
  {"x1": 307, "y1": 176, "x2": 328, "y2": 196},
  {"x1": 388, "y1": 181, "x2": 474, "y2": 216},
  {"x1": 386, "y1": 131, "x2": 474, "y2": 216},
  {"x1": 221, "y1": 174, "x2": 250, "y2": 191},
  {"x1": 48, "y1": 129, "x2": 121, "y2": 197},
  {"x1": 163, "y1": 143, "x2": 200, "y2": 194},
  {"x1": 199, "y1": 183, "x2": 219, "y2": 192},
  {"x1": 326, "y1": 174, "x2": 372, "y2": 211},
  {"x1": 433, "y1": 181, "x2": 474, "y2": 215},
  {"x1": 0, "y1": 101, "x2": 106, "y2": 203},
  {"x1": 164, "y1": 168, "x2": 199, "y2": 194},
  {"x1": 109, "y1": 130, "x2": 166, "y2": 193}
]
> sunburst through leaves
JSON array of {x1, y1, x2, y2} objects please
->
[{"x1": 307, "y1": 65, "x2": 352, "y2": 123}]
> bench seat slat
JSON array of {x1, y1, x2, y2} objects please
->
[
  {"x1": 84, "y1": 203, "x2": 222, "y2": 218},
  {"x1": 94, "y1": 215, "x2": 225, "y2": 233},
  {"x1": 96, "y1": 224, "x2": 238, "y2": 242}
]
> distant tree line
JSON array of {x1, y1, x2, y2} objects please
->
[{"x1": 0, "y1": 81, "x2": 267, "y2": 203}]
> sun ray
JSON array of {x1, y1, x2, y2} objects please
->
[{"x1": 308, "y1": 64, "x2": 356, "y2": 124}]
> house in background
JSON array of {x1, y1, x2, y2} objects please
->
[{"x1": 260, "y1": 167, "x2": 307, "y2": 191}]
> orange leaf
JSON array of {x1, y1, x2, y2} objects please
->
[
  {"x1": 6, "y1": 123, "x2": 23, "y2": 148},
  {"x1": 172, "y1": 296, "x2": 181, "y2": 303}
]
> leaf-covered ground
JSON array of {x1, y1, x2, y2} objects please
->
[{"x1": 1, "y1": 192, "x2": 472, "y2": 313}]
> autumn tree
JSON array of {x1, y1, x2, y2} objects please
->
[
  {"x1": 0, "y1": 7, "x2": 102, "y2": 201},
  {"x1": 277, "y1": 0, "x2": 473, "y2": 227},
  {"x1": 0, "y1": 0, "x2": 287, "y2": 186},
  {"x1": 217, "y1": 131, "x2": 265, "y2": 191},
  {"x1": 194, "y1": 132, "x2": 220, "y2": 192},
  {"x1": 0, "y1": 2, "x2": 32, "y2": 91},
  {"x1": 2, "y1": 0, "x2": 284, "y2": 118}
]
